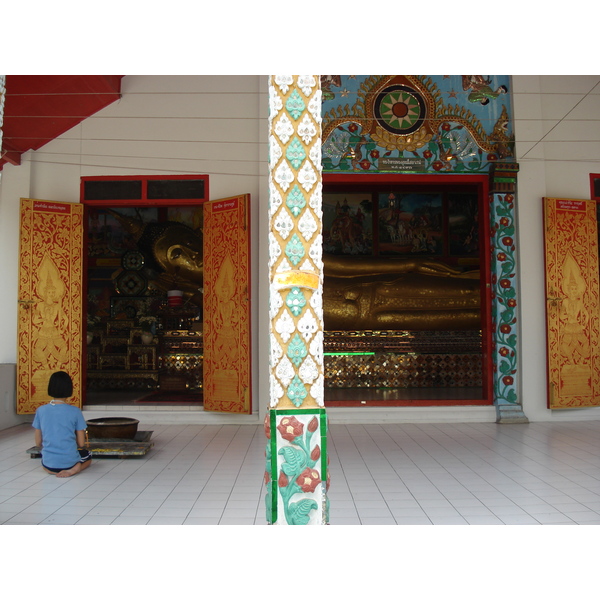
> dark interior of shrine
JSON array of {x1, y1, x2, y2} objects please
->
[{"x1": 84, "y1": 182, "x2": 488, "y2": 409}]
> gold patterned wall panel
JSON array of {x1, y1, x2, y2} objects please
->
[
  {"x1": 17, "y1": 199, "x2": 84, "y2": 414},
  {"x1": 203, "y1": 195, "x2": 251, "y2": 413},
  {"x1": 543, "y1": 198, "x2": 600, "y2": 408}
]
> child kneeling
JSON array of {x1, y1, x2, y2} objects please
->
[{"x1": 32, "y1": 371, "x2": 92, "y2": 478}]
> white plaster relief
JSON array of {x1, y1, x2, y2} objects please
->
[
  {"x1": 274, "y1": 160, "x2": 295, "y2": 192},
  {"x1": 297, "y1": 75, "x2": 317, "y2": 96},
  {"x1": 274, "y1": 113, "x2": 294, "y2": 144},
  {"x1": 269, "y1": 289, "x2": 283, "y2": 320},
  {"x1": 297, "y1": 161, "x2": 317, "y2": 192},
  {"x1": 311, "y1": 374, "x2": 325, "y2": 406},
  {"x1": 269, "y1": 135, "x2": 283, "y2": 170},
  {"x1": 275, "y1": 309, "x2": 295, "y2": 343},
  {"x1": 308, "y1": 90, "x2": 322, "y2": 123},
  {"x1": 275, "y1": 355, "x2": 295, "y2": 387},
  {"x1": 297, "y1": 113, "x2": 317, "y2": 145},
  {"x1": 268, "y1": 182, "x2": 283, "y2": 217},
  {"x1": 270, "y1": 374, "x2": 284, "y2": 407},
  {"x1": 274, "y1": 75, "x2": 294, "y2": 94},
  {"x1": 298, "y1": 309, "x2": 318, "y2": 342},
  {"x1": 269, "y1": 85, "x2": 284, "y2": 118},
  {"x1": 273, "y1": 206, "x2": 294, "y2": 240},
  {"x1": 275, "y1": 258, "x2": 292, "y2": 273},
  {"x1": 298, "y1": 209, "x2": 318, "y2": 241},
  {"x1": 309, "y1": 331, "x2": 324, "y2": 366},
  {"x1": 268, "y1": 232, "x2": 281, "y2": 267},
  {"x1": 309, "y1": 182, "x2": 322, "y2": 212},
  {"x1": 299, "y1": 354, "x2": 318, "y2": 384},
  {"x1": 309, "y1": 140, "x2": 322, "y2": 172},
  {"x1": 269, "y1": 332, "x2": 283, "y2": 366},
  {"x1": 309, "y1": 235, "x2": 323, "y2": 268}
]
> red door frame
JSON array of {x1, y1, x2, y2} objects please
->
[
  {"x1": 80, "y1": 174, "x2": 209, "y2": 405},
  {"x1": 322, "y1": 172, "x2": 493, "y2": 406}
]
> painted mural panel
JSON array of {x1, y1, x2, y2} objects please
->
[
  {"x1": 321, "y1": 75, "x2": 512, "y2": 174},
  {"x1": 322, "y1": 193, "x2": 372, "y2": 255},
  {"x1": 378, "y1": 191, "x2": 443, "y2": 256},
  {"x1": 543, "y1": 198, "x2": 600, "y2": 408}
]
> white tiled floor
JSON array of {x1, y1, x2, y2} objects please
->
[{"x1": 2, "y1": 419, "x2": 600, "y2": 525}]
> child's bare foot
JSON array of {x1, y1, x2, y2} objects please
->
[
  {"x1": 55, "y1": 461, "x2": 91, "y2": 478},
  {"x1": 56, "y1": 463, "x2": 83, "y2": 477}
]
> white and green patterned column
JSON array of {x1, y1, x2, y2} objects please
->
[{"x1": 264, "y1": 75, "x2": 329, "y2": 525}]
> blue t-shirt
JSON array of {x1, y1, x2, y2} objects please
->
[{"x1": 32, "y1": 402, "x2": 87, "y2": 469}]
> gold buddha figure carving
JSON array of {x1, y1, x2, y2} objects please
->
[{"x1": 105, "y1": 210, "x2": 480, "y2": 331}]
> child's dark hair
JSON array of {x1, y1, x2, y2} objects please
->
[{"x1": 47, "y1": 371, "x2": 73, "y2": 398}]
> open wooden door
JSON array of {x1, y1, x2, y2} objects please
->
[
  {"x1": 17, "y1": 199, "x2": 84, "y2": 414},
  {"x1": 203, "y1": 194, "x2": 251, "y2": 413},
  {"x1": 543, "y1": 197, "x2": 600, "y2": 408}
]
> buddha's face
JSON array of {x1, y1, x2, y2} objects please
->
[
  {"x1": 155, "y1": 226, "x2": 204, "y2": 284},
  {"x1": 167, "y1": 243, "x2": 203, "y2": 278}
]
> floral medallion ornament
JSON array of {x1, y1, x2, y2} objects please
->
[
  {"x1": 286, "y1": 137, "x2": 306, "y2": 170},
  {"x1": 287, "y1": 375, "x2": 308, "y2": 407},
  {"x1": 285, "y1": 233, "x2": 305, "y2": 266},
  {"x1": 286, "y1": 184, "x2": 306, "y2": 218},
  {"x1": 285, "y1": 287, "x2": 306, "y2": 317},
  {"x1": 286, "y1": 89, "x2": 306, "y2": 120},
  {"x1": 287, "y1": 333, "x2": 308, "y2": 367}
]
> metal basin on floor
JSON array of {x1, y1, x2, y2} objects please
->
[{"x1": 86, "y1": 417, "x2": 140, "y2": 440}]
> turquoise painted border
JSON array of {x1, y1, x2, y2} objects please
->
[{"x1": 490, "y1": 191, "x2": 518, "y2": 405}]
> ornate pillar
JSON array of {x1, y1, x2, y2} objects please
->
[
  {"x1": 489, "y1": 163, "x2": 528, "y2": 423},
  {"x1": 264, "y1": 76, "x2": 329, "y2": 524}
]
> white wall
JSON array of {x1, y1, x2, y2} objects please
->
[
  {"x1": 3, "y1": 74, "x2": 600, "y2": 428},
  {"x1": 513, "y1": 75, "x2": 600, "y2": 421}
]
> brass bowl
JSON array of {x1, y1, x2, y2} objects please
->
[{"x1": 86, "y1": 417, "x2": 140, "y2": 440}]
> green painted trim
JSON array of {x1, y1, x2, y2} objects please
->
[
  {"x1": 269, "y1": 410, "x2": 279, "y2": 524},
  {"x1": 324, "y1": 352, "x2": 375, "y2": 356},
  {"x1": 272, "y1": 408, "x2": 327, "y2": 416},
  {"x1": 320, "y1": 411, "x2": 328, "y2": 499}
]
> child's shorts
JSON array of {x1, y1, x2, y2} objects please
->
[{"x1": 42, "y1": 449, "x2": 92, "y2": 473}]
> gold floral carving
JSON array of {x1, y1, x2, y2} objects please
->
[
  {"x1": 202, "y1": 195, "x2": 251, "y2": 414},
  {"x1": 17, "y1": 199, "x2": 83, "y2": 414},
  {"x1": 544, "y1": 198, "x2": 600, "y2": 408}
]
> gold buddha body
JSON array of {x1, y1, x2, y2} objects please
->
[{"x1": 110, "y1": 210, "x2": 481, "y2": 331}]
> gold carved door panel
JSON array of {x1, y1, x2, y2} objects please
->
[
  {"x1": 17, "y1": 199, "x2": 84, "y2": 414},
  {"x1": 543, "y1": 197, "x2": 600, "y2": 408},
  {"x1": 203, "y1": 195, "x2": 251, "y2": 413}
]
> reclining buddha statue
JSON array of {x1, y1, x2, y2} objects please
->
[{"x1": 107, "y1": 210, "x2": 481, "y2": 331}]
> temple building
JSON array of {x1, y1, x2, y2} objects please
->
[{"x1": 1, "y1": 74, "x2": 600, "y2": 433}]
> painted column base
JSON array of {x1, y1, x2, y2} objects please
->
[
  {"x1": 495, "y1": 403, "x2": 529, "y2": 424},
  {"x1": 264, "y1": 408, "x2": 329, "y2": 525}
]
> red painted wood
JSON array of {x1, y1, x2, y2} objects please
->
[
  {"x1": 1, "y1": 75, "x2": 123, "y2": 169},
  {"x1": 323, "y1": 172, "x2": 494, "y2": 406}
]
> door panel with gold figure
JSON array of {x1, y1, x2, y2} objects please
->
[
  {"x1": 17, "y1": 199, "x2": 84, "y2": 414},
  {"x1": 543, "y1": 197, "x2": 600, "y2": 408},
  {"x1": 203, "y1": 195, "x2": 251, "y2": 413}
]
